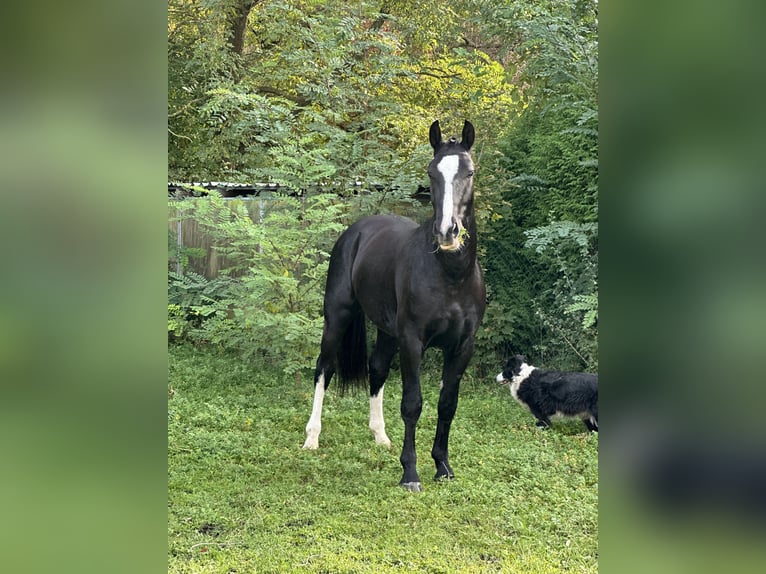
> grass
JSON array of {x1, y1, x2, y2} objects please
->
[{"x1": 168, "y1": 344, "x2": 598, "y2": 573}]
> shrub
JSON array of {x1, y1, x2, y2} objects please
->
[
  {"x1": 167, "y1": 270, "x2": 235, "y2": 341},
  {"x1": 176, "y1": 192, "x2": 345, "y2": 379},
  {"x1": 523, "y1": 220, "x2": 598, "y2": 370}
]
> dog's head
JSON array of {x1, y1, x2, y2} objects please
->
[{"x1": 495, "y1": 354, "x2": 528, "y2": 385}]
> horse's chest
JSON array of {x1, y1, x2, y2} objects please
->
[
  {"x1": 416, "y1": 297, "x2": 477, "y2": 346},
  {"x1": 406, "y1": 270, "x2": 480, "y2": 313}
]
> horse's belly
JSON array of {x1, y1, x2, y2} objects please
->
[
  {"x1": 346, "y1": 216, "x2": 418, "y2": 336},
  {"x1": 355, "y1": 279, "x2": 398, "y2": 335},
  {"x1": 351, "y1": 254, "x2": 403, "y2": 337}
]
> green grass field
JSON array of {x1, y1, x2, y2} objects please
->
[{"x1": 168, "y1": 344, "x2": 598, "y2": 573}]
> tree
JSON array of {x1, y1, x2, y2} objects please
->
[
  {"x1": 168, "y1": 0, "x2": 520, "y2": 185},
  {"x1": 478, "y1": 0, "x2": 598, "y2": 370},
  {"x1": 167, "y1": 0, "x2": 598, "y2": 373}
]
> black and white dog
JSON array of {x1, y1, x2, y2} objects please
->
[{"x1": 496, "y1": 355, "x2": 598, "y2": 432}]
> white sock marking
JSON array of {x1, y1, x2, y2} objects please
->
[
  {"x1": 369, "y1": 385, "x2": 391, "y2": 447},
  {"x1": 303, "y1": 374, "x2": 325, "y2": 450},
  {"x1": 436, "y1": 155, "x2": 460, "y2": 236}
]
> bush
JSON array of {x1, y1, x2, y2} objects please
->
[
  {"x1": 167, "y1": 271, "x2": 235, "y2": 341},
  {"x1": 524, "y1": 220, "x2": 598, "y2": 370},
  {"x1": 172, "y1": 193, "x2": 345, "y2": 378}
]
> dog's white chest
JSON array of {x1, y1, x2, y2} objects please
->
[
  {"x1": 508, "y1": 380, "x2": 529, "y2": 410},
  {"x1": 497, "y1": 363, "x2": 536, "y2": 410},
  {"x1": 508, "y1": 363, "x2": 535, "y2": 408}
]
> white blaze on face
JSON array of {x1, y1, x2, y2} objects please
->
[{"x1": 436, "y1": 155, "x2": 460, "y2": 237}]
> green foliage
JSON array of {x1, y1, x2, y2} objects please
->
[
  {"x1": 470, "y1": 0, "x2": 598, "y2": 102},
  {"x1": 168, "y1": 0, "x2": 520, "y2": 183},
  {"x1": 566, "y1": 294, "x2": 598, "y2": 330},
  {"x1": 170, "y1": 0, "x2": 408, "y2": 182},
  {"x1": 168, "y1": 0, "x2": 242, "y2": 178},
  {"x1": 167, "y1": 270, "x2": 236, "y2": 339},
  {"x1": 487, "y1": 101, "x2": 598, "y2": 233},
  {"x1": 167, "y1": 304, "x2": 187, "y2": 339},
  {"x1": 525, "y1": 220, "x2": 598, "y2": 258},
  {"x1": 477, "y1": 0, "x2": 598, "y2": 371},
  {"x1": 475, "y1": 292, "x2": 521, "y2": 366},
  {"x1": 524, "y1": 221, "x2": 598, "y2": 369},
  {"x1": 169, "y1": 345, "x2": 598, "y2": 573},
  {"x1": 168, "y1": 0, "x2": 598, "y2": 373},
  {"x1": 180, "y1": 192, "x2": 345, "y2": 376},
  {"x1": 391, "y1": 47, "x2": 521, "y2": 155}
]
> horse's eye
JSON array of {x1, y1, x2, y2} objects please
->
[{"x1": 467, "y1": 171, "x2": 475, "y2": 177}]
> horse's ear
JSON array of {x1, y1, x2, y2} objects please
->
[
  {"x1": 461, "y1": 120, "x2": 475, "y2": 151},
  {"x1": 429, "y1": 120, "x2": 442, "y2": 152}
]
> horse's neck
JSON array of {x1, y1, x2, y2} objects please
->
[{"x1": 435, "y1": 210, "x2": 478, "y2": 279}]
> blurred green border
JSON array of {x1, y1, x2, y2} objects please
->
[
  {"x1": 6, "y1": 0, "x2": 765, "y2": 571},
  {"x1": 602, "y1": 1, "x2": 766, "y2": 572},
  {"x1": 0, "y1": 1, "x2": 167, "y2": 573}
]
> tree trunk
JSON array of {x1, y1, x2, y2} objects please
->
[{"x1": 228, "y1": 0, "x2": 259, "y2": 56}]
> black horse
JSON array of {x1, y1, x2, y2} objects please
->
[{"x1": 302, "y1": 120, "x2": 486, "y2": 492}]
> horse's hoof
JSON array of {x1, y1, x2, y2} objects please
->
[
  {"x1": 302, "y1": 438, "x2": 319, "y2": 450},
  {"x1": 400, "y1": 481, "x2": 423, "y2": 492},
  {"x1": 373, "y1": 434, "x2": 392, "y2": 448},
  {"x1": 434, "y1": 461, "x2": 454, "y2": 481}
]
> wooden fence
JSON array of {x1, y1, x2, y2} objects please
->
[
  {"x1": 169, "y1": 192, "x2": 429, "y2": 279},
  {"x1": 168, "y1": 197, "x2": 273, "y2": 279}
]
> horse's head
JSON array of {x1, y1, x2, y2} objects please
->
[{"x1": 427, "y1": 120, "x2": 476, "y2": 252}]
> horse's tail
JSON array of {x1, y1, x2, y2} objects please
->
[{"x1": 336, "y1": 308, "x2": 368, "y2": 395}]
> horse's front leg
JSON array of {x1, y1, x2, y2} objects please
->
[
  {"x1": 432, "y1": 345, "x2": 473, "y2": 481},
  {"x1": 398, "y1": 336, "x2": 424, "y2": 492}
]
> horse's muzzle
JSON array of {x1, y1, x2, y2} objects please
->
[
  {"x1": 437, "y1": 240, "x2": 461, "y2": 252},
  {"x1": 433, "y1": 220, "x2": 462, "y2": 251}
]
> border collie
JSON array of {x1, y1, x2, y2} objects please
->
[{"x1": 496, "y1": 355, "x2": 598, "y2": 432}]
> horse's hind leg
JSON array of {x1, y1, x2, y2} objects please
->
[
  {"x1": 303, "y1": 298, "x2": 358, "y2": 450},
  {"x1": 368, "y1": 329, "x2": 398, "y2": 447},
  {"x1": 583, "y1": 408, "x2": 598, "y2": 432},
  {"x1": 304, "y1": 293, "x2": 361, "y2": 450},
  {"x1": 303, "y1": 234, "x2": 360, "y2": 450},
  {"x1": 302, "y1": 356, "x2": 333, "y2": 450},
  {"x1": 303, "y1": 301, "x2": 362, "y2": 450}
]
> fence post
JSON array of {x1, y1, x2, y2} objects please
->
[
  {"x1": 176, "y1": 206, "x2": 183, "y2": 275},
  {"x1": 258, "y1": 197, "x2": 264, "y2": 254}
]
